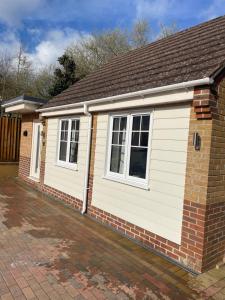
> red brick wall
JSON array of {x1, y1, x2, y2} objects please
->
[
  {"x1": 202, "y1": 77, "x2": 225, "y2": 270},
  {"x1": 18, "y1": 113, "x2": 39, "y2": 179}
]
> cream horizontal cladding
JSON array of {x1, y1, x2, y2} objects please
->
[
  {"x1": 44, "y1": 116, "x2": 89, "y2": 201},
  {"x1": 92, "y1": 104, "x2": 191, "y2": 244}
]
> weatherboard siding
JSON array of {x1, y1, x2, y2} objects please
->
[
  {"x1": 44, "y1": 117, "x2": 88, "y2": 201},
  {"x1": 92, "y1": 104, "x2": 191, "y2": 244}
]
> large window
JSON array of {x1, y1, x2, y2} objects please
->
[
  {"x1": 106, "y1": 112, "x2": 151, "y2": 188},
  {"x1": 58, "y1": 118, "x2": 80, "y2": 168}
]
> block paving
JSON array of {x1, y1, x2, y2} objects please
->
[{"x1": 0, "y1": 178, "x2": 225, "y2": 299}]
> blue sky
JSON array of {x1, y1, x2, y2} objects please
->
[{"x1": 0, "y1": 0, "x2": 225, "y2": 68}]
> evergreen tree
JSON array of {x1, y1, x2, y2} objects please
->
[{"x1": 49, "y1": 54, "x2": 77, "y2": 97}]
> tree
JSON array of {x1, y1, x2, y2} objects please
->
[
  {"x1": 0, "y1": 51, "x2": 14, "y2": 100},
  {"x1": 49, "y1": 54, "x2": 78, "y2": 97},
  {"x1": 158, "y1": 22, "x2": 178, "y2": 39},
  {"x1": 32, "y1": 66, "x2": 55, "y2": 99},
  {"x1": 67, "y1": 19, "x2": 178, "y2": 80},
  {"x1": 67, "y1": 28, "x2": 131, "y2": 79},
  {"x1": 130, "y1": 20, "x2": 151, "y2": 48},
  {"x1": 0, "y1": 47, "x2": 54, "y2": 101},
  {"x1": 67, "y1": 20, "x2": 152, "y2": 79},
  {"x1": 14, "y1": 45, "x2": 33, "y2": 95}
]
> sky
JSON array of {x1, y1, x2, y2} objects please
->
[{"x1": 0, "y1": 0, "x2": 225, "y2": 69}]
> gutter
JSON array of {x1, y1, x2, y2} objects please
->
[
  {"x1": 82, "y1": 103, "x2": 92, "y2": 214},
  {"x1": 37, "y1": 77, "x2": 214, "y2": 113}
]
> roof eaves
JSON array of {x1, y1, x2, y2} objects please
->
[{"x1": 38, "y1": 77, "x2": 214, "y2": 113}]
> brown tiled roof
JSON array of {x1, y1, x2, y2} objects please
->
[{"x1": 44, "y1": 16, "x2": 225, "y2": 109}]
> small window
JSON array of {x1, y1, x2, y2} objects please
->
[
  {"x1": 106, "y1": 112, "x2": 151, "y2": 188},
  {"x1": 129, "y1": 115, "x2": 150, "y2": 179},
  {"x1": 110, "y1": 116, "x2": 127, "y2": 174},
  {"x1": 58, "y1": 118, "x2": 80, "y2": 167}
]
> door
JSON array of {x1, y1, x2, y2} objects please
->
[{"x1": 30, "y1": 121, "x2": 42, "y2": 180}]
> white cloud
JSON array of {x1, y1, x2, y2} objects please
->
[
  {"x1": 0, "y1": 30, "x2": 20, "y2": 55},
  {"x1": 27, "y1": 28, "x2": 89, "y2": 69},
  {"x1": 201, "y1": 0, "x2": 225, "y2": 20},
  {"x1": 0, "y1": 0, "x2": 44, "y2": 26},
  {"x1": 135, "y1": 0, "x2": 175, "y2": 20}
]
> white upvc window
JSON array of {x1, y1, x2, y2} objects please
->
[
  {"x1": 57, "y1": 118, "x2": 80, "y2": 169},
  {"x1": 106, "y1": 112, "x2": 151, "y2": 189}
]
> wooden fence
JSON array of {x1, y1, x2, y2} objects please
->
[{"x1": 0, "y1": 116, "x2": 21, "y2": 162}]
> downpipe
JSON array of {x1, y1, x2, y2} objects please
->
[{"x1": 82, "y1": 103, "x2": 92, "y2": 214}]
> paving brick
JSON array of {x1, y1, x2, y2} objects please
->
[
  {"x1": 15, "y1": 278, "x2": 28, "y2": 289},
  {"x1": 1, "y1": 293, "x2": 14, "y2": 300},
  {"x1": 22, "y1": 287, "x2": 35, "y2": 299},
  {"x1": 1, "y1": 179, "x2": 225, "y2": 299}
]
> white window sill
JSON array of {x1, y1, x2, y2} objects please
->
[
  {"x1": 28, "y1": 176, "x2": 40, "y2": 183},
  {"x1": 56, "y1": 161, "x2": 78, "y2": 171},
  {"x1": 103, "y1": 174, "x2": 150, "y2": 190}
]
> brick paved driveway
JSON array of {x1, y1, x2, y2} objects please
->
[{"x1": 0, "y1": 179, "x2": 225, "y2": 299}]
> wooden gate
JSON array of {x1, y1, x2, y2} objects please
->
[{"x1": 0, "y1": 116, "x2": 21, "y2": 162}]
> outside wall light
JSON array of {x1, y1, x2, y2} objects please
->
[
  {"x1": 193, "y1": 132, "x2": 201, "y2": 151},
  {"x1": 23, "y1": 130, "x2": 28, "y2": 137}
]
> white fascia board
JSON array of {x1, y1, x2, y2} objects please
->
[
  {"x1": 2, "y1": 99, "x2": 41, "y2": 108},
  {"x1": 41, "y1": 107, "x2": 83, "y2": 117},
  {"x1": 5, "y1": 103, "x2": 38, "y2": 113},
  {"x1": 37, "y1": 77, "x2": 213, "y2": 115},
  {"x1": 40, "y1": 88, "x2": 194, "y2": 117}
]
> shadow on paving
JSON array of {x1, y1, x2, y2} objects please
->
[{"x1": 0, "y1": 178, "x2": 209, "y2": 299}]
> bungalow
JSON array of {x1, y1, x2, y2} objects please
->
[{"x1": 3, "y1": 16, "x2": 225, "y2": 274}]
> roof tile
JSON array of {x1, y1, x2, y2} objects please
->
[{"x1": 44, "y1": 15, "x2": 225, "y2": 109}]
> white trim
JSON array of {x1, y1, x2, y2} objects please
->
[
  {"x1": 105, "y1": 110, "x2": 152, "y2": 189},
  {"x1": 103, "y1": 174, "x2": 150, "y2": 190},
  {"x1": 56, "y1": 117, "x2": 80, "y2": 170},
  {"x1": 30, "y1": 120, "x2": 42, "y2": 180},
  {"x1": 2, "y1": 99, "x2": 43, "y2": 108},
  {"x1": 37, "y1": 77, "x2": 213, "y2": 113}
]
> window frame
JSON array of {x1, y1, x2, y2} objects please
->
[
  {"x1": 105, "y1": 110, "x2": 152, "y2": 189},
  {"x1": 57, "y1": 117, "x2": 80, "y2": 170}
]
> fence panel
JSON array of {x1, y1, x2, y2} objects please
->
[{"x1": 0, "y1": 116, "x2": 21, "y2": 162}]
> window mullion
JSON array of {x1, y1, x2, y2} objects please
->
[
  {"x1": 66, "y1": 119, "x2": 71, "y2": 163},
  {"x1": 107, "y1": 116, "x2": 113, "y2": 174},
  {"x1": 124, "y1": 115, "x2": 131, "y2": 180}
]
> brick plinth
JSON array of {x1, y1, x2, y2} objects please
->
[
  {"x1": 88, "y1": 200, "x2": 206, "y2": 272},
  {"x1": 18, "y1": 156, "x2": 31, "y2": 179},
  {"x1": 42, "y1": 184, "x2": 82, "y2": 211}
]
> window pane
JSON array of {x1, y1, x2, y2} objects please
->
[
  {"x1": 61, "y1": 131, "x2": 68, "y2": 141},
  {"x1": 142, "y1": 116, "x2": 150, "y2": 130},
  {"x1": 71, "y1": 121, "x2": 75, "y2": 130},
  {"x1": 113, "y1": 118, "x2": 120, "y2": 130},
  {"x1": 132, "y1": 116, "x2": 141, "y2": 130},
  {"x1": 129, "y1": 147, "x2": 147, "y2": 179},
  {"x1": 131, "y1": 132, "x2": 139, "y2": 146},
  {"x1": 119, "y1": 132, "x2": 126, "y2": 145},
  {"x1": 71, "y1": 131, "x2": 76, "y2": 141},
  {"x1": 112, "y1": 132, "x2": 119, "y2": 144},
  {"x1": 62, "y1": 120, "x2": 68, "y2": 131},
  {"x1": 140, "y1": 132, "x2": 149, "y2": 147},
  {"x1": 120, "y1": 117, "x2": 127, "y2": 131},
  {"x1": 110, "y1": 145, "x2": 125, "y2": 174},
  {"x1": 69, "y1": 142, "x2": 78, "y2": 163},
  {"x1": 76, "y1": 120, "x2": 80, "y2": 131},
  {"x1": 75, "y1": 131, "x2": 79, "y2": 142},
  {"x1": 59, "y1": 141, "x2": 67, "y2": 161}
]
